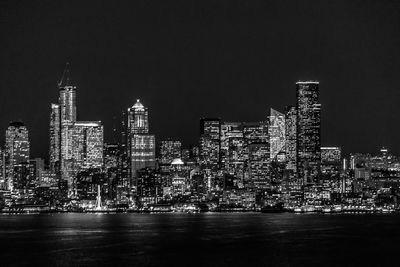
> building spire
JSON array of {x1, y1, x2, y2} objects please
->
[{"x1": 58, "y1": 62, "x2": 71, "y2": 88}]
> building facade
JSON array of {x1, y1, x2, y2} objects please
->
[{"x1": 296, "y1": 81, "x2": 321, "y2": 183}]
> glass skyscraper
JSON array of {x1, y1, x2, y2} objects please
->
[
  {"x1": 127, "y1": 99, "x2": 155, "y2": 188},
  {"x1": 296, "y1": 81, "x2": 321, "y2": 183}
]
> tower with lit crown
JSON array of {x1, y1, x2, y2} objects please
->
[{"x1": 127, "y1": 99, "x2": 155, "y2": 192}]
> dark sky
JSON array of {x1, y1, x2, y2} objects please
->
[{"x1": 1, "y1": 0, "x2": 400, "y2": 159}]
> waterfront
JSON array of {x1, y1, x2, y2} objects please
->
[{"x1": 0, "y1": 213, "x2": 398, "y2": 266}]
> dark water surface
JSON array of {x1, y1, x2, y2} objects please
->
[{"x1": 0, "y1": 212, "x2": 397, "y2": 266}]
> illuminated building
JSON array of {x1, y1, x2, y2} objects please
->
[
  {"x1": 128, "y1": 99, "x2": 149, "y2": 134},
  {"x1": 5, "y1": 121, "x2": 30, "y2": 191},
  {"x1": 49, "y1": 103, "x2": 61, "y2": 172},
  {"x1": 58, "y1": 67, "x2": 77, "y2": 182},
  {"x1": 243, "y1": 122, "x2": 268, "y2": 144},
  {"x1": 220, "y1": 122, "x2": 243, "y2": 170},
  {"x1": 170, "y1": 158, "x2": 187, "y2": 196},
  {"x1": 285, "y1": 106, "x2": 297, "y2": 172},
  {"x1": 61, "y1": 121, "x2": 104, "y2": 191},
  {"x1": 127, "y1": 99, "x2": 156, "y2": 188},
  {"x1": 130, "y1": 134, "x2": 156, "y2": 176},
  {"x1": 248, "y1": 142, "x2": 270, "y2": 189},
  {"x1": 49, "y1": 65, "x2": 106, "y2": 194},
  {"x1": 296, "y1": 81, "x2": 321, "y2": 183},
  {"x1": 137, "y1": 167, "x2": 162, "y2": 199},
  {"x1": 104, "y1": 143, "x2": 120, "y2": 170},
  {"x1": 159, "y1": 139, "x2": 182, "y2": 164},
  {"x1": 199, "y1": 118, "x2": 221, "y2": 167},
  {"x1": 321, "y1": 147, "x2": 341, "y2": 165},
  {"x1": 72, "y1": 121, "x2": 104, "y2": 169},
  {"x1": 269, "y1": 108, "x2": 286, "y2": 161}
]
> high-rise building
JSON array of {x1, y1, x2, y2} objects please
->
[
  {"x1": 159, "y1": 140, "x2": 182, "y2": 164},
  {"x1": 61, "y1": 121, "x2": 104, "y2": 190},
  {"x1": 130, "y1": 134, "x2": 156, "y2": 175},
  {"x1": 5, "y1": 121, "x2": 30, "y2": 191},
  {"x1": 248, "y1": 142, "x2": 270, "y2": 189},
  {"x1": 269, "y1": 108, "x2": 286, "y2": 161},
  {"x1": 126, "y1": 99, "x2": 156, "y2": 188},
  {"x1": 220, "y1": 122, "x2": 243, "y2": 170},
  {"x1": 285, "y1": 106, "x2": 297, "y2": 172},
  {"x1": 49, "y1": 103, "x2": 61, "y2": 172},
  {"x1": 50, "y1": 64, "x2": 105, "y2": 194},
  {"x1": 243, "y1": 122, "x2": 269, "y2": 188},
  {"x1": 296, "y1": 81, "x2": 321, "y2": 183},
  {"x1": 199, "y1": 118, "x2": 221, "y2": 167}
]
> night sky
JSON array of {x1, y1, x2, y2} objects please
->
[{"x1": 1, "y1": 0, "x2": 400, "y2": 159}]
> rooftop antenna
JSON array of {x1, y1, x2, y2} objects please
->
[{"x1": 58, "y1": 62, "x2": 71, "y2": 88}]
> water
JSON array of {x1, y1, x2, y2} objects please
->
[{"x1": 0, "y1": 213, "x2": 398, "y2": 266}]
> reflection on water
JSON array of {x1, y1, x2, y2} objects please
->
[{"x1": 0, "y1": 213, "x2": 398, "y2": 266}]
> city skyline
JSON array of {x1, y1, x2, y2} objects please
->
[{"x1": 1, "y1": 0, "x2": 400, "y2": 158}]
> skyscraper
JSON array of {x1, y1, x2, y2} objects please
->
[
  {"x1": 50, "y1": 64, "x2": 105, "y2": 194},
  {"x1": 220, "y1": 122, "x2": 243, "y2": 170},
  {"x1": 243, "y1": 122, "x2": 269, "y2": 189},
  {"x1": 127, "y1": 99, "x2": 155, "y2": 188},
  {"x1": 49, "y1": 103, "x2": 61, "y2": 172},
  {"x1": 269, "y1": 108, "x2": 286, "y2": 161},
  {"x1": 296, "y1": 81, "x2": 321, "y2": 183},
  {"x1": 285, "y1": 106, "x2": 297, "y2": 172},
  {"x1": 5, "y1": 121, "x2": 30, "y2": 191},
  {"x1": 199, "y1": 118, "x2": 221, "y2": 167}
]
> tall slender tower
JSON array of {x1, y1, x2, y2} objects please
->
[
  {"x1": 296, "y1": 81, "x2": 321, "y2": 184},
  {"x1": 127, "y1": 99, "x2": 155, "y2": 191}
]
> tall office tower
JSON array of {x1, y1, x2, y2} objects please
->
[
  {"x1": 285, "y1": 106, "x2": 297, "y2": 171},
  {"x1": 50, "y1": 64, "x2": 78, "y2": 185},
  {"x1": 220, "y1": 122, "x2": 243, "y2": 170},
  {"x1": 269, "y1": 108, "x2": 286, "y2": 161},
  {"x1": 248, "y1": 143, "x2": 270, "y2": 189},
  {"x1": 199, "y1": 118, "x2": 221, "y2": 167},
  {"x1": 296, "y1": 81, "x2": 321, "y2": 183},
  {"x1": 49, "y1": 103, "x2": 61, "y2": 172},
  {"x1": 5, "y1": 122, "x2": 30, "y2": 191},
  {"x1": 127, "y1": 99, "x2": 155, "y2": 187},
  {"x1": 243, "y1": 122, "x2": 269, "y2": 188},
  {"x1": 159, "y1": 140, "x2": 182, "y2": 164}
]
